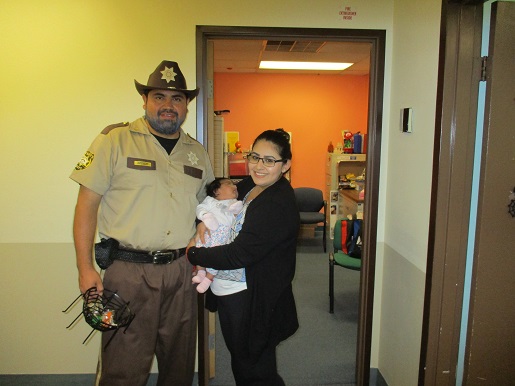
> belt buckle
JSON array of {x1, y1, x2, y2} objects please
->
[{"x1": 149, "y1": 250, "x2": 174, "y2": 264}]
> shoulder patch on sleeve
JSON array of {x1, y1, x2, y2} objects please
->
[
  {"x1": 101, "y1": 121, "x2": 129, "y2": 135},
  {"x1": 75, "y1": 151, "x2": 94, "y2": 170}
]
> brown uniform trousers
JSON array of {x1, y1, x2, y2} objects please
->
[{"x1": 95, "y1": 257, "x2": 197, "y2": 386}]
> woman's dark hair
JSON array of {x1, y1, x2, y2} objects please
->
[
  {"x1": 205, "y1": 177, "x2": 229, "y2": 198},
  {"x1": 252, "y1": 128, "x2": 292, "y2": 160}
]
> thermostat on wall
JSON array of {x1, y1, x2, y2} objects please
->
[{"x1": 401, "y1": 107, "x2": 413, "y2": 133}]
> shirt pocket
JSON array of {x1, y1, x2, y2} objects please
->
[
  {"x1": 182, "y1": 164, "x2": 205, "y2": 193},
  {"x1": 117, "y1": 157, "x2": 157, "y2": 188}
]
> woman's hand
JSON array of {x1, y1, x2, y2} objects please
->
[{"x1": 187, "y1": 238, "x2": 196, "y2": 249}]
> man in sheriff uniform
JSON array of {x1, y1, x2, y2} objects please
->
[{"x1": 70, "y1": 60, "x2": 214, "y2": 386}]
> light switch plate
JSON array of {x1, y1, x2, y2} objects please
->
[{"x1": 402, "y1": 107, "x2": 413, "y2": 133}]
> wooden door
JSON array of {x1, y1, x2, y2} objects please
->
[{"x1": 464, "y1": 2, "x2": 515, "y2": 384}]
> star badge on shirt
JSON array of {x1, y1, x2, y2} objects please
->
[
  {"x1": 187, "y1": 151, "x2": 199, "y2": 166},
  {"x1": 161, "y1": 66, "x2": 177, "y2": 83}
]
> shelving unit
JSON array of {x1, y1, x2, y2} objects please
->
[{"x1": 325, "y1": 153, "x2": 366, "y2": 238}]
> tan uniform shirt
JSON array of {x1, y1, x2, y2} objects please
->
[{"x1": 70, "y1": 117, "x2": 214, "y2": 250}]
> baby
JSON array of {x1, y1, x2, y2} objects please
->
[{"x1": 192, "y1": 178, "x2": 243, "y2": 293}]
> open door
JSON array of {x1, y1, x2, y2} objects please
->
[
  {"x1": 422, "y1": 2, "x2": 515, "y2": 384},
  {"x1": 464, "y1": 2, "x2": 515, "y2": 383}
]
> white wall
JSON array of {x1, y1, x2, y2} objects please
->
[
  {"x1": 0, "y1": 0, "x2": 441, "y2": 382},
  {"x1": 377, "y1": 0, "x2": 442, "y2": 384}
]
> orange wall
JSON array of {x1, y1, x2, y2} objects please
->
[{"x1": 214, "y1": 72, "x2": 369, "y2": 197}]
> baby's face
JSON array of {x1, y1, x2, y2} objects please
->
[{"x1": 216, "y1": 179, "x2": 238, "y2": 200}]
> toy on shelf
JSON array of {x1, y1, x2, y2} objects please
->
[
  {"x1": 340, "y1": 131, "x2": 365, "y2": 154},
  {"x1": 343, "y1": 131, "x2": 353, "y2": 153}
]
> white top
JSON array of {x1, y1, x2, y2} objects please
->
[
  {"x1": 209, "y1": 194, "x2": 252, "y2": 296},
  {"x1": 196, "y1": 196, "x2": 241, "y2": 227}
]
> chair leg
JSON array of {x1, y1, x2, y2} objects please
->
[
  {"x1": 323, "y1": 221, "x2": 327, "y2": 253},
  {"x1": 329, "y1": 258, "x2": 334, "y2": 313}
]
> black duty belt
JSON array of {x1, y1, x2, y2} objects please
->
[{"x1": 115, "y1": 247, "x2": 187, "y2": 264}]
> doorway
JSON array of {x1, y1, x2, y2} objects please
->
[{"x1": 196, "y1": 26, "x2": 385, "y2": 386}]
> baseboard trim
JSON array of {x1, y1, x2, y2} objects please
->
[{"x1": 0, "y1": 373, "x2": 197, "y2": 385}]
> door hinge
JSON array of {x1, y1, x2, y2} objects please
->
[{"x1": 480, "y1": 56, "x2": 488, "y2": 82}]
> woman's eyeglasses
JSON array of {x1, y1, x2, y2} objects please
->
[{"x1": 244, "y1": 153, "x2": 285, "y2": 167}]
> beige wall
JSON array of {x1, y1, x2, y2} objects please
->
[
  {"x1": 0, "y1": 0, "x2": 441, "y2": 383},
  {"x1": 376, "y1": 0, "x2": 442, "y2": 384}
]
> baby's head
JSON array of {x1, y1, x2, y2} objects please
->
[{"x1": 206, "y1": 178, "x2": 238, "y2": 201}]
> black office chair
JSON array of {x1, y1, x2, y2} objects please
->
[
  {"x1": 294, "y1": 187, "x2": 327, "y2": 252},
  {"x1": 329, "y1": 218, "x2": 362, "y2": 313}
]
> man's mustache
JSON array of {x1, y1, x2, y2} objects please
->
[{"x1": 159, "y1": 109, "x2": 178, "y2": 118}]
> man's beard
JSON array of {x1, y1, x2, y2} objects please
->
[{"x1": 145, "y1": 110, "x2": 184, "y2": 135}]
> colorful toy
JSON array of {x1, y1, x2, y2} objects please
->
[
  {"x1": 343, "y1": 131, "x2": 354, "y2": 153},
  {"x1": 102, "y1": 310, "x2": 115, "y2": 325}
]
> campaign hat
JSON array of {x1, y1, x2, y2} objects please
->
[{"x1": 134, "y1": 60, "x2": 199, "y2": 100}]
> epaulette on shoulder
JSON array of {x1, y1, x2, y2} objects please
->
[
  {"x1": 186, "y1": 133, "x2": 201, "y2": 144},
  {"x1": 101, "y1": 121, "x2": 129, "y2": 135}
]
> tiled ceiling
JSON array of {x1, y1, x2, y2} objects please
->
[{"x1": 213, "y1": 39, "x2": 371, "y2": 75}]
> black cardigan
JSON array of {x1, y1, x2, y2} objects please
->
[{"x1": 188, "y1": 176, "x2": 300, "y2": 358}]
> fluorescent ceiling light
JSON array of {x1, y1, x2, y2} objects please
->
[{"x1": 259, "y1": 61, "x2": 353, "y2": 71}]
